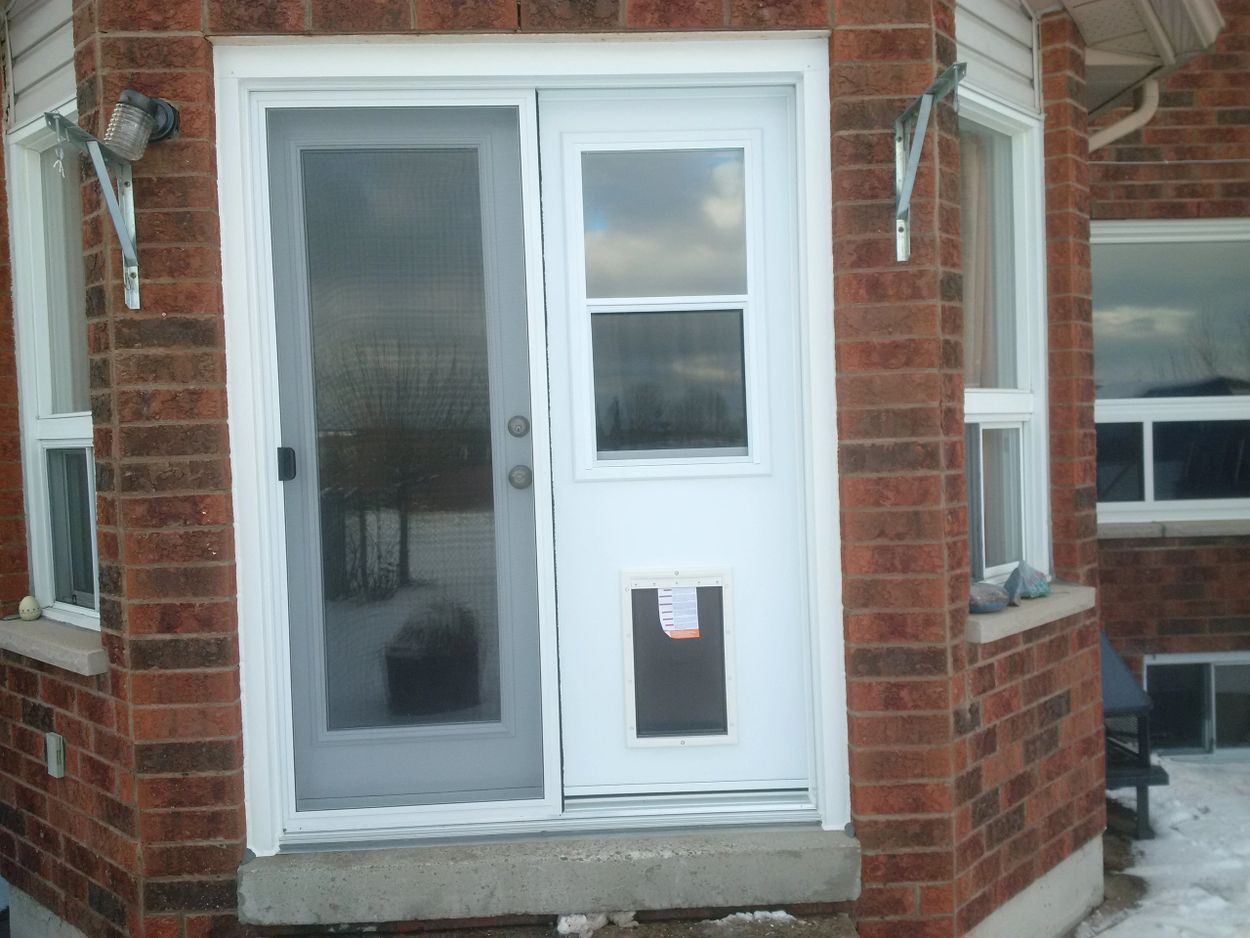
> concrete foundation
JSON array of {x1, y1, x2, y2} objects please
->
[
  {"x1": 237, "y1": 827, "x2": 861, "y2": 926},
  {"x1": 8, "y1": 888, "x2": 87, "y2": 938},
  {"x1": 966, "y1": 836, "x2": 1104, "y2": 938}
]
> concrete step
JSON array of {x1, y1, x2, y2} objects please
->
[{"x1": 316, "y1": 915, "x2": 858, "y2": 938}]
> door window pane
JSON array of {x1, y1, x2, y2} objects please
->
[
  {"x1": 1096, "y1": 422, "x2": 1145, "y2": 502},
  {"x1": 959, "y1": 119, "x2": 1016, "y2": 390},
  {"x1": 1092, "y1": 240, "x2": 1250, "y2": 400},
  {"x1": 581, "y1": 149, "x2": 747, "y2": 298},
  {"x1": 41, "y1": 149, "x2": 89, "y2": 414},
  {"x1": 1153, "y1": 420, "x2": 1250, "y2": 500},
  {"x1": 301, "y1": 147, "x2": 502, "y2": 731},
  {"x1": 592, "y1": 309, "x2": 747, "y2": 457},
  {"x1": 1216, "y1": 665, "x2": 1250, "y2": 748},
  {"x1": 1148, "y1": 663, "x2": 1210, "y2": 751},
  {"x1": 47, "y1": 448, "x2": 95, "y2": 609}
]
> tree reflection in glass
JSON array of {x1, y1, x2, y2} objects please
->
[
  {"x1": 591, "y1": 310, "x2": 748, "y2": 456},
  {"x1": 301, "y1": 147, "x2": 501, "y2": 730}
]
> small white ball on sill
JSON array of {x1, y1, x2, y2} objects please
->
[{"x1": 18, "y1": 596, "x2": 41, "y2": 621}]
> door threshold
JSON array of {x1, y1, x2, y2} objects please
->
[
  {"x1": 277, "y1": 791, "x2": 820, "y2": 850},
  {"x1": 563, "y1": 787, "x2": 816, "y2": 821}
]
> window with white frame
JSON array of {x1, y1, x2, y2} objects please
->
[
  {"x1": 1093, "y1": 221, "x2": 1250, "y2": 524},
  {"x1": 958, "y1": 91, "x2": 1049, "y2": 582},
  {"x1": 1144, "y1": 653, "x2": 1250, "y2": 752},
  {"x1": 7, "y1": 107, "x2": 99, "y2": 628}
]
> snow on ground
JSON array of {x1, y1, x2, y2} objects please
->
[{"x1": 1080, "y1": 756, "x2": 1250, "y2": 938}]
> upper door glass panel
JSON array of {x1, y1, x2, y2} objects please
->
[
  {"x1": 581, "y1": 148, "x2": 747, "y2": 298},
  {"x1": 1093, "y1": 240, "x2": 1250, "y2": 399}
]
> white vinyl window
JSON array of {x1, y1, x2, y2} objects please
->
[
  {"x1": 7, "y1": 106, "x2": 99, "y2": 628},
  {"x1": 1093, "y1": 220, "x2": 1250, "y2": 524},
  {"x1": 1144, "y1": 653, "x2": 1250, "y2": 753},
  {"x1": 959, "y1": 89, "x2": 1049, "y2": 582}
]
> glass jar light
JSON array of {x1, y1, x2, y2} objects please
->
[{"x1": 102, "y1": 90, "x2": 180, "y2": 162}]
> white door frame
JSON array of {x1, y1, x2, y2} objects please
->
[{"x1": 215, "y1": 33, "x2": 846, "y2": 857}]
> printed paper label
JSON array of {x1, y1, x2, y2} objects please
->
[{"x1": 658, "y1": 586, "x2": 700, "y2": 639}]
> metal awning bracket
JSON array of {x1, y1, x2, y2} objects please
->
[
  {"x1": 894, "y1": 62, "x2": 966, "y2": 262},
  {"x1": 45, "y1": 112, "x2": 141, "y2": 309}
]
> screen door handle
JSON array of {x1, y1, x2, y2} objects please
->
[{"x1": 277, "y1": 446, "x2": 297, "y2": 482}]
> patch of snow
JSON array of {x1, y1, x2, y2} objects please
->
[
  {"x1": 557, "y1": 913, "x2": 636, "y2": 937},
  {"x1": 558, "y1": 913, "x2": 609, "y2": 938},
  {"x1": 1079, "y1": 756, "x2": 1250, "y2": 938},
  {"x1": 708, "y1": 911, "x2": 800, "y2": 926}
]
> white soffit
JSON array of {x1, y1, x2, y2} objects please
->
[{"x1": 1062, "y1": 0, "x2": 1225, "y2": 113}]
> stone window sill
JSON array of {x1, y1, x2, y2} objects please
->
[
  {"x1": 0, "y1": 617, "x2": 108, "y2": 675},
  {"x1": 1098, "y1": 519, "x2": 1250, "y2": 540},
  {"x1": 965, "y1": 582, "x2": 1097, "y2": 645}
]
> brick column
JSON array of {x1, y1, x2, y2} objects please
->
[
  {"x1": 0, "y1": 100, "x2": 27, "y2": 607},
  {"x1": 75, "y1": 2, "x2": 244, "y2": 935},
  {"x1": 1040, "y1": 10, "x2": 1097, "y2": 589},
  {"x1": 0, "y1": 18, "x2": 142, "y2": 938},
  {"x1": 832, "y1": 3, "x2": 968, "y2": 935}
]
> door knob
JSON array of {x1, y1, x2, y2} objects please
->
[
  {"x1": 508, "y1": 465, "x2": 533, "y2": 489},
  {"x1": 507, "y1": 415, "x2": 531, "y2": 438}
]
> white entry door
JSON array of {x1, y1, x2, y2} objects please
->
[{"x1": 541, "y1": 88, "x2": 812, "y2": 797}]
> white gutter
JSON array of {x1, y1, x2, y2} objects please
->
[{"x1": 1089, "y1": 78, "x2": 1159, "y2": 152}]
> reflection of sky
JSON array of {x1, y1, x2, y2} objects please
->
[
  {"x1": 582, "y1": 149, "x2": 747, "y2": 298},
  {"x1": 301, "y1": 148, "x2": 492, "y2": 430},
  {"x1": 592, "y1": 310, "x2": 747, "y2": 448},
  {"x1": 1093, "y1": 241, "x2": 1250, "y2": 399}
]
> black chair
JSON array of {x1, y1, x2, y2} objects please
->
[{"x1": 1102, "y1": 633, "x2": 1169, "y2": 839}]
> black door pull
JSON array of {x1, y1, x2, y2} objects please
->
[{"x1": 277, "y1": 446, "x2": 297, "y2": 482}]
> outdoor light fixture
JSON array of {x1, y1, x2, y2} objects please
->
[
  {"x1": 44, "y1": 90, "x2": 182, "y2": 309},
  {"x1": 102, "y1": 90, "x2": 180, "y2": 162}
]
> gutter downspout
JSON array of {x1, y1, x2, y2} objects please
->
[{"x1": 1089, "y1": 79, "x2": 1159, "y2": 152}]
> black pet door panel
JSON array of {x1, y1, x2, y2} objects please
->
[{"x1": 623, "y1": 571, "x2": 736, "y2": 746}]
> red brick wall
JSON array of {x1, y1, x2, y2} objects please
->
[
  {"x1": 1101, "y1": 536, "x2": 1250, "y2": 669},
  {"x1": 838, "y1": 7, "x2": 1105, "y2": 936},
  {"x1": 954, "y1": 613, "x2": 1104, "y2": 932},
  {"x1": 0, "y1": 116, "x2": 27, "y2": 608},
  {"x1": 1090, "y1": 0, "x2": 1250, "y2": 670},
  {"x1": 0, "y1": 45, "x2": 142, "y2": 938},
  {"x1": 834, "y1": 0, "x2": 966, "y2": 932},
  {"x1": 946, "y1": 13, "x2": 1105, "y2": 934},
  {"x1": 0, "y1": 2, "x2": 1107, "y2": 936},
  {"x1": 0, "y1": 3, "x2": 244, "y2": 936},
  {"x1": 1090, "y1": 0, "x2": 1250, "y2": 221}
]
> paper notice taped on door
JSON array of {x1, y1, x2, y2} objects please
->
[{"x1": 657, "y1": 586, "x2": 700, "y2": 639}]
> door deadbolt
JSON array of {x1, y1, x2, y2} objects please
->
[
  {"x1": 507, "y1": 415, "x2": 530, "y2": 438},
  {"x1": 508, "y1": 465, "x2": 534, "y2": 489}
]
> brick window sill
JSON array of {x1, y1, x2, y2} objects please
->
[
  {"x1": 965, "y1": 582, "x2": 1097, "y2": 645},
  {"x1": 0, "y1": 617, "x2": 108, "y2": 675}
]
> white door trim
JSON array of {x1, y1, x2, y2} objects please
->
[{"x1": 215, "y1": 34, "x2": 845, "y2": 857}]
